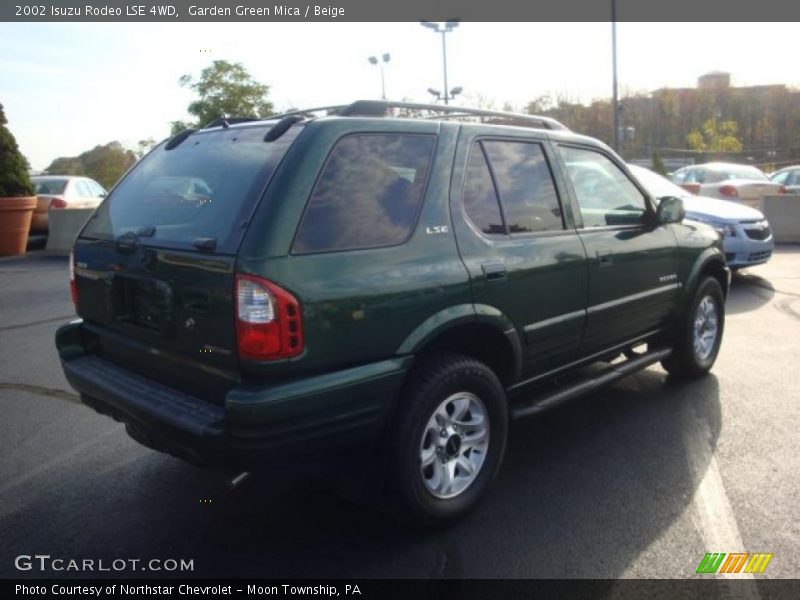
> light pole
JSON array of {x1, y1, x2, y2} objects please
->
[
  {"x1": 427, "y1": 86, "x2": 463, "y2": 104},
  {"x1": 611, "y1": 0, "x2": 620, "y2": 153},
  {"x1": 421, "y1": 21, "x2": 459, "y2": 105},
  {"x1": 368, "y1": 53, "x2": 390, "y2": 100}
]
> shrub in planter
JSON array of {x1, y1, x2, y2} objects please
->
[{"x1": 0, "y1": 102, "x2": 37, "y2": 256}]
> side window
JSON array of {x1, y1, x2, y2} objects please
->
[
  {"x1": 462, "y1": 145, "x2": 505, "y2": 235},
  {"x1": 771, "y1": 171, "x2": 788, "y2": 184},
  {"x1": 88, "y1": 180, "x2": 107, "y2": 197},
  {"x1": 293, "y1": 133, "x2": 435, "y2": 254},
  {"x1": 74, "y1": 179, "x2": 93, "y2": 197},
  {"x1": 787, "y1": 171, "x2": 800, "y2": 186},
  {"x1": 482, "y1": 141, "x2": 563, "y2": 233},
  {"x1": 559, "y1": 145, "x2": 648, "y2": 228}
]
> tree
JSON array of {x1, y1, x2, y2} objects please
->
[
  {"x1": 0, "y1": 102, "x2": 34, "y2": 197},
  {"x1": 45, "y1": 156, "x2": 84, "y2": 176},
  {"x1": 172, "y1": 60, "x2": 274, "y2": 133},
  {"x1": 651, "y1": 151, "x2": 667, "y2": 176},
  {"x1": 686, "y1": 118, "x2": 744, "y2": 153},
  {"x1": 135, "y1": 138, "x2": 156, "y2": 159},
  {"x1": 46, "y1": 142, "x2": 137, "y2": 189}
]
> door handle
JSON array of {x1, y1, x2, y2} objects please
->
[
  {"x1": 482, "y1": 263, "x2": 508, "y2": 281},
  {"x1": 596, "y1": 249, "x2": 613, "y2": 267}
]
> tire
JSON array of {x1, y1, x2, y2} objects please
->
[
  {"x1": 661, "y1": 276, "x2": 725, "y2": 378},
  {"x1": 388, "y1": 353, "x2": 508, "y2": 529}
]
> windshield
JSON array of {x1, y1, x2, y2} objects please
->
[
  {"x1": 32, "y1": 178, "x2": 68, "y2": 195},
  {"x1": 627, "y1": 164, "x2": 689, "y2": 198},
  {"x1": 81, "y1": 123, "x2": 295, "y2": 253}
]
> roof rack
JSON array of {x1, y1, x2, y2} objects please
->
[{"x1": 270, "y1": 100, "x2": 569, "y2": 132}]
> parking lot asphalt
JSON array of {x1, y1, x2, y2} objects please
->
[{"x1": 0, "y1": 248, "x2": 798, "y2": 579}]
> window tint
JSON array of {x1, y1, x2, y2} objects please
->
[
  {"x1": 483, "y1": 141, "x2": 563, "y2": 233},
  {"x1": 462, "y1": 145, "x2": 505, "y2": 235},
  {"x1": 82, "y1": 124, "x2": 292, "y2": 253},
  {"x1": 32, "y1": 179, "x2": 68, "y2": 195},
  {"x1": 560, "y1": 146, "x2": 648, "y2": 228},
  {"x1": 293, "y1": 134, "x2": 435, "y2": 254}
]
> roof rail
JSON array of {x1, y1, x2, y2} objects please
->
[
  {"x1": 270, "y1": 100, "x2": 570, "y2": 132},
  {"x1": 203, "y1": 116, "x2": 262, "y2": 129}
]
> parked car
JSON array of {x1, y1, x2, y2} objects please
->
[
  {"x1": 769, "y1": 165, "x2": 800, "y2": 194},
  {"x1": 56, "y1": 101, "x2": 729, "y2": 527},
  {"x1": 628, "y1": 165, "x2": 773, "y2": 270},
  {"x1": 670, "y1": 162, "x2": 783, "y2": 201},
  {"x1": 30, "y1": 175, "x2": 107, "y2": 232}
]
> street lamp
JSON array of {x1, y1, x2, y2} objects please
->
[
  {"x1": 420, "y1": 20, "x2": 459, "y2": 105},
  {"x1": 427, "y1": 86, "x2": 463, "y2": 103},
  {"x1": 368, "y1": 53, "x2": 391, "y2": 100}
]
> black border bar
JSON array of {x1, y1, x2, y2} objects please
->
[{"x1": 4, "y1": 0, "x2": 800, "y2": 22}]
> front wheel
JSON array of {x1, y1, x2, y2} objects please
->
[
  {"x1": 662, "y1": 276, "x2": 725, "y2": 378},
  {"x1": 388, "y1": 354, "x2": 508, "y2": 528}
]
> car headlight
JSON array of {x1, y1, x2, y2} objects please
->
[{"x1": 694, "y1": 218, "x2": 737, "y2": 237}]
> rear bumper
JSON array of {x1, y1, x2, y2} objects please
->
[{"x1": 56, "y1": 320, "x2": 411, "y2": 468}]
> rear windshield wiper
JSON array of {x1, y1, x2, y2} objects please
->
[
  {"x1": 192, "y1": 237, "x2": 217, "y2": 252},
  {"x1": 135, "y1": 225, "x2": 156, "y2": 237}
]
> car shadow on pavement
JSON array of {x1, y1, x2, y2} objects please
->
[
  {"x1": 725, "y1": 270, "x2": 775, "y2": 314},
  {"x1": 0, "y1": 368, "x2": 721, "y2": 580}
]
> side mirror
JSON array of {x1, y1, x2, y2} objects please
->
[{"x1": 656, "y1": 196, "x2": 685, "y2": 224}]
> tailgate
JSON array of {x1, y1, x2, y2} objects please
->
[{"x1": 73, "y1": 238, "x2": 239, "y2": 404}]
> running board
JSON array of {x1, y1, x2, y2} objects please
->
[{"x1": 510, "y1": 347, "x2": 672, "y2": 420}]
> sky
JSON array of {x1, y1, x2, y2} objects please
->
[{"x1": 2, "y1": 21, "x2": 799, "y2": 170}]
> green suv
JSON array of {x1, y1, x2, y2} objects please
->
[{"x1": 56, "y1": 101, "x2": 729, "y2": 527}]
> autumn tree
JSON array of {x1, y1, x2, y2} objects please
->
[
  {"x1": 686, "y1": 118, "x2": 744, "y2": 153},
  {"x1": 45, "y1": 142, "x2": 137, "y2": 189},
  {"x1": 171, "y1": 60, "x2": 274, "y2": 133}
]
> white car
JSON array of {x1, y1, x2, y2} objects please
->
[
  {"x1": 629, "y1": 164, "x2": 773, "y2": 270},
  {"x1": 769, "y1": 165, "x2": 800, "y2": 194},
  {"x1": 670, "y1": 162, "x2": 783, "y2": 202},
  {"x1": 30, "y1": 175, "x2": 107, "y2": 233}
]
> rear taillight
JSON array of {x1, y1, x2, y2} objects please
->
[
  {"x1": 719, "y1": 185, "x2": 738, "y2": 197},
  {"x1": 50, "y1": 197, "x2": 68, "y2": 209},
  {"x1": 235, "y1": 274, "x2": 304, "y2": 360},
  {"x1": 69, "y1": 249, "x2": 78, "y2": 307},
  {"x1": 779, "y1": 185, "x2": 786, "y2": 194}
]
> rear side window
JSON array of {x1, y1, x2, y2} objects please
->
[
  {"x1": 292, "y1": 133, "x2": 435, "y2": 254},
  {"x1": 482, "y1": 141, "x2": 563, "y2": 233},
  {"x1": 463, "y1": 145, "x2": 505, "y2": 235},
  {"x1": 82, "y1": 124, "x2": 295, "y2": 253},
  {"x1": 461, "y1": 139, "x2": 564, "y2": 236}
]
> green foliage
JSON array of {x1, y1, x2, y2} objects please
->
[
  {"x1": 0, "y1": 102, "x2": 35, "y2": 197},
  {"x1": 686, "y1": 118, "x2": 744, "y2": 153},
  {"x1": 46, "y1": 142, "x2": 137, "y2": 189},
  {"x1": 651, "y1": 150, "x2": 667, "y2": 176},
  {"x1": 175, "y1": 60, "x2": 274, "y2": 129}
]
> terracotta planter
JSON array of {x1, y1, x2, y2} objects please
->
[{"x1": 0, "y1": 196, "x2": 37, "y2": 256}]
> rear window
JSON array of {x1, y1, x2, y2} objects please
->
[
  {"x1": 714, "y1": 166, "x2": 769, "y2": 181},
  {"x1": 292, "y1": 133, "x2": 436, "y2": 254},
  {"x1": 81, "y1": 124, "x2": 295, "y2": 253},
  {"x1": 33, "y1": 179, "x2": 68, "y2": 195}
]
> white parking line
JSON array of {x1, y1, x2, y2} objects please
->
[{"x1": 682, "y1": 400, "x2": 761, "y2": 598}]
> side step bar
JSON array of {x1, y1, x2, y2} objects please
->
[{"x1": 510, "y1": 347, "x2": 672, "y2": 420}]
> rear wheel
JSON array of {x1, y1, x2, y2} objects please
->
[
  {"x1": 388, "y1": 354, "x2": 508, "y2": 528},
  {"x1": 662, "y1": 276, "x2": 725, "y2": 378}
]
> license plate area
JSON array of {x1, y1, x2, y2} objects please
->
[{"x1": 111, "y1": 275, "x2": 174, "y2": 335}]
